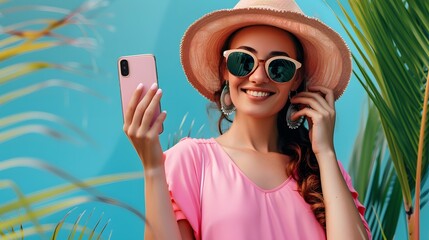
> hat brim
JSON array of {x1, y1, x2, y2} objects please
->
[{"x1": 180, "y1": 8, "x2": 351, "y2": 101}]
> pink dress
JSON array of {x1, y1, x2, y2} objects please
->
[{"x1": 164, "y1": 138, "x2": 371, "y2": 240}]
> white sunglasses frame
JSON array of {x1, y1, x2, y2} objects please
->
[{"x1": 223, "y1": 49, "x2": 302, "y2": 83}]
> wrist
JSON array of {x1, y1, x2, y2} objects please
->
[
  {"x1": 144, "y1": 165, "x2": 166, "y2": 179},
  {"x1": 315, "y1": 149, "x2": 337, "y2": 163}
]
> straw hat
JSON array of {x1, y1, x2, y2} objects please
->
[{"x1": 180, "y1": 0, "x2": 351, "y2": 101}]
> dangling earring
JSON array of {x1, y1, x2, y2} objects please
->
[
  {"x1": 286, "y1": 91, "x2": 304, "y2": 129},
  {"x1": 220, "y1": 81, "x2": 235, "y2": 116}
]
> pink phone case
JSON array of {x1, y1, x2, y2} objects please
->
[{"x1": 118, "y1": 54, "x2": 163, "y2": 133}]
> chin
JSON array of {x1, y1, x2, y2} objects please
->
[{"x1": 238, "y1": 109, "x2": 279, "y2": 119}]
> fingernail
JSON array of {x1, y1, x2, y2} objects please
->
[
  {"x1": 137, "y1": 83, "x2": 143, "y2": 89},
  {"x1": 150, "y1": 83, "x2": 158, "y2": 90},
  {"x1": 156, "y1": 89, "x2": 162, "y2": 95}
]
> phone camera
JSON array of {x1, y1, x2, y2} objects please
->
[{"x1": 120, "y1": 59, "x2": 129, "y2": 76}]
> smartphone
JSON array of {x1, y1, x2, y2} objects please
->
[{"x1": 117, "y1": 54, "x2": 163, "y2": 133}]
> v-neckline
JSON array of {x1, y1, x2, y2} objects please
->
[{"x1": 210, "y1": 138, "x2": 293, "y2": 193}]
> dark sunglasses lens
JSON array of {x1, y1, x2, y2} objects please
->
[
  {"x1": 268, "y1": 59, "x2": 296, "y2": 83},
  {"x1": 227, "y1": 52, "x2": 254, "y2": 77}
]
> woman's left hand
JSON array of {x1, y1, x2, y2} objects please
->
[{"x1": 290, "y1": 85, "x2": 336, "y2": 157}]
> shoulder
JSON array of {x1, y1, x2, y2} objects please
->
[
  {"x1": 165, "y1": 137, "x2": 215, "y2": 158},
  {"x1": 164, "y1": 137, "x2": 215, "y2": 174}
]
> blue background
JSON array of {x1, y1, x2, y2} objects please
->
[{"x1": 1, "y1": 0, "x2": 426, "y2": 239}]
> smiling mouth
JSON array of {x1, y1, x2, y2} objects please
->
[{"x1": 244, "y1": 89, "x2": 274, "y2": 97}]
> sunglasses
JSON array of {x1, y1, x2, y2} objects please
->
[{"x1": 223, "y1": 49, "x2": 302, "y2": 83}]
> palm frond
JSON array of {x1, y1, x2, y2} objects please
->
[
  {"x1": 334, "y1": 0, "x2": 429, "y2": 238},
  {"x1": 0, "y1": 224, "x2": 24, "y2": 240},
  {"x1": 167, "y1": 113, "x2": 205, "y2": 149},
  {"x1": 0, "y1": 62, "x2": 95, "y2": 84},
  {"x1": 0, "y1": 158, "x2": 146, "y2": 238},
  {"x1": 0, "y1": 179, "x2": 45, "y2": 236},
  {"x1": 0, "y1": 124, "x2": 77, "y2": 144},
  {"x1": 0, "y1": 36, "x2": 23, "y2": 49},
  {"x1": 0, "y1": 111, "x2": 94, "y2": 144},
  {"x1": 337, "y1": 0, "x2": 429, "y2": 216},
  {"x1": 0, "y1": 41, "x2": 60, "y2": 62},
  {"x1": 49, "y1": 208, "x2": 111, "y2": 240},
  {"x1": 0, "y1": 0, "x2": 109, "y2": 143},
  {"x1": 348, "y1": 99, "x2": 402, "y2": 239},
  {"x1": 1, "y1": 1, "x2": 109, "y2": 43},
  {"x1": 413, "y1": 70, "x2": 429, "y2": 236},
  {"x1": 0, "y1": 158, "x2": 144, "y2": 218},
  {"x1": 0, "y1": 0, "x2": 125, "y2": 239},
  {"x1": 51, "y1": 208, "x2": 75, "y2": 239},
  {"x1": 0, "y1": 79, "x2": 106, "y2": 105}
]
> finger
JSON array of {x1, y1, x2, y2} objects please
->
[
  {"x1": 308, "y1": 85, "x2": 335, "y2": 108},
  {"x1": 291, "y1": 94, "x2": 325, "y2": 113},
  {"x1": 147, "y1": 110, "x2": 167, "y2": 136},
  {"x1": 131, "y1": 83, "x2": 159, "y2": 128},
  {"x1": 293, "y1": 104, "x2": 335, "y2": 130},
  {"x1": 291, "y1": 107, "x2": 319, "y2": 122},
  {"x1": 141, "y1": 88, "x2": 163, "y2": 131},
  {"x1": 307, "y1": 116, "x2": 313, "y2": 129},
  {"x1": 294, "y1": 91, "x2": 330, "y2": 110},
  {"x1": 124, "y1": 83, "x2": 144, "y2": 127}
]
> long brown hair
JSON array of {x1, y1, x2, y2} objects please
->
[{"x1": 212, "y1": 26, "x2": 326, "y2": 229}]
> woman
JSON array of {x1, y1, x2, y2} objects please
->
[{"x1": 124, "y1": 0, "x2": 372, "y2": 239}]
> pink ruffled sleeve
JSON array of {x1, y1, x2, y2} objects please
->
[
  {"x1": 338, "y1": 161, "x2": 372, "y2": 240},
  {"x1": 164, "y1": 138, "x2": 202, "y2": 239}
]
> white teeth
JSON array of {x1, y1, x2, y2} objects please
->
[{"x1": 246, "y1": 90, "x2": 270, "y2": 97}]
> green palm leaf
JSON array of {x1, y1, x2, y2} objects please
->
[
  {"x1": 0, "y1": 1, "x2": 131, "y2": 239},
  {"x1": 335, "y1": 0, "x2": 429, "y2": 238},
  {"x1": 0, "y1": 111, "x2": 94, "y2": 144},
  {"x1": 0, "y1": 79, "x2": 106, "y2": 105},
  {"x1": 0, "y1": 158, "x2": 146, "y2": 238},
  {"x1": 167, "y1": 113, "x2": 205, "y2": 149},
  {"x1": 0, "y1": 62, "x2": 93, "y2": 84},
  {"x1": 50, "y1": 208, "x2": 111, "y2": 240},
  {"x1": 349, "y1": 100, "x2": 402, "y2": 239}
]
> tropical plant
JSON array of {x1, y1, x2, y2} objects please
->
[
  {"x1": 348, "y1": 100, "x2": 404, "y2": 240},
  {"x1": 0, "y1": 158, "x2": 146, "y2": 239},
  {"x1": 0, "y1": 1, "x2": 104, "y2": 141},
  {"x1": 334, "y1": 0, "x2": 429, "y2": 239},
  {"x1": 0, "y1": 0, "x2": 147, "y2": 239},
  {"x1": 167, "y1": 112, "x2": 205, "y2": 149}
]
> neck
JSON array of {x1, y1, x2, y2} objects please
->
[{"x1": 221, "y1": 112, "x2": 279, "y2": 153}]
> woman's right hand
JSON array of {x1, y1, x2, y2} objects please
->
[{"x1": 123, "y1": 82, "x2": 167, "y2": 171}]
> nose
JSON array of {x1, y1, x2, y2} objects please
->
[{"x1": 249, "y1": 60, "x2": 269, "y2": 84}]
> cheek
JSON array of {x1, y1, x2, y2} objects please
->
[
  {"x1": 276, "y1": 94, "x2": 289, "y2": 110},
  {"x1": 276, "y1": 86, "x2": 292, "y2": 106},
  {"x1": 227, "y1": 75, "x2": 242, "y2": 90},
  {"x1": 228, "y1": 80, "x2": 241, "y2": 102}
]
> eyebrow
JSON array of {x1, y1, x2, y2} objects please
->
[{"x1": 237, "y1": 46, "x2": 291, "y2": 58}]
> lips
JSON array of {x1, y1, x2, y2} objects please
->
[{"x1": 243, "y1": 89, "x2": 274, "y2": 97}]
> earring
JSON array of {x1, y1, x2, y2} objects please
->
[
  {"x1": 220, "y1": 81, "x2": 235, "y2": 116},
  {"x1": 286, "y1": 91, "x2": 304, "y2": 129}
]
